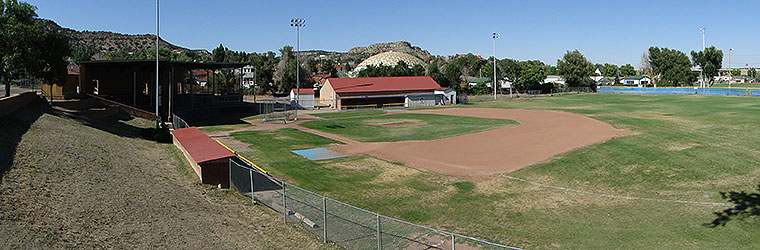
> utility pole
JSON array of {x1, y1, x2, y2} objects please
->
[
  {"x1": 155, "y1": 0, "x2": 160, "y2": 128},
  {"x1": 492, "y1": 32, "x2": 499, "y2": 100},
  {"x1": 290, "y1": 18, "x2": 305, "y2": 121}
]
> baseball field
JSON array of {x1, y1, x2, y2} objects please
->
[{"x1": 221, "y1": 93, "x2": 760, "y2": 249}]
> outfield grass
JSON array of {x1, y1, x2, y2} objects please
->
[
  {"x1": 300, "y1": 113, "x2": 516, "y2": 142},
  {"x1": 197, "y1": 123, "x2": 253, "y2": 133},
  {"x1": 309, "y1": 110, "x2": 386, "y2": 119},
  {"x1": 232, "y1": 93, "x2": 760, "y2": 249}
]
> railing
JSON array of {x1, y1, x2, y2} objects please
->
[
  {"x1": 172, "y1": 114, "x2": 189, "y2": 129},
  {"x1": 229, "y1": 158, "x2": 523, "y2": 250}
]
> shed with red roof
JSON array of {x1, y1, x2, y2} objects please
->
[
  {"x1": 320, "y1": 76, "x2": 447, "y2": 109},
  {"x1": 289, "y1": 88, "x2": 315, "y2": 108},
  {"x1": 171, "y1": 127, "x2": 236, "y2": 187}
]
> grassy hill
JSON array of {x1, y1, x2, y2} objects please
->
[{"x1": 0, "y1": 102, "x2": 334, "y2": 249}]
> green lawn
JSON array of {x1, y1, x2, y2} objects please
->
[
  {"x1": 309, "y1": 110, "x2": 386, "y2": 119},
  {"x1": 300, "y1": 113, "x2": 516, "y2": 142},
  {"x1": 231, "y1": 93, "x2": 760, "y2": 249}
]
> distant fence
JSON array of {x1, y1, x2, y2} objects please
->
[
  {"x1": 598, "y1": 86, "x2": 760, "y2": 96},
  {"x1": 229, "y1": 159, "x2": 522, "y2": 250},
  {"x1": 550, "y1": 87, "x2": 594, "y2": 94}
]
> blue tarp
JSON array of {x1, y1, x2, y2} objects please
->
[{"x1": 291, "y1": 147, "x2": 346, "y2": 161}]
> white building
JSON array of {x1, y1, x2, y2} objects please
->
[
  {"x1": 241, "y1": 65, "x2": 255, "y2": 88},
  {"x1": 620, "y1": 75, "x2": 651, "y2": 87},
  {"x1": 543, "y1": 75, "x2": 566, "y2": 85},
  {"x1": 290, "y1": 88, "x2": 315, "y2": 108},
  {"x1": 434, "y1": 87, "x2": 457, "y2": 105}
]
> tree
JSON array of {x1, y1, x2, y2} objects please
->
[
  {"x1": 708, "y1": 185, "x2": 760, "y2": 227},
  {"x1": 28, "y1": 22, "x2": 71, "y2": 98},
  {"x1": 514, "y1": 62, "x2": 546, "y2": 91},
  {"x1": 273, "y1": 46, "x2": 312, "y2": 94},
  {"x1": 557, "y1": 50, "x2": 594, "y2": 87},
  {"x1": 690, "y1": 46, "x2": 723, "y2": 84},
  {"x1": 619, "y1": 64, "x2": 636, "y2": 76},
  {"x1": 1, "y1": 0, "x2": 39, "y2": 97},
  {"x1": 749, "y1": 68, "x2": 757, "y2": 79},
  {"x1": 640, "y1": 50, "x2": 655, "y2": 85},
  {"x1": 601, "y1": 63, "x2": 618, "y2": 77},
  {"x1": 212, "y1": 44, "x2": 227, "y2": 63},
  {"x1": 731, "y1": 69, "x2": 741, "y2": 76},
  {"x1": 648, "y1": 47, "x2": 696, "y2": 86}
]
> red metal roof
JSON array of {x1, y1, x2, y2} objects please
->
[
  {"x1": 171, "y1": 127, "x2": 235, "y2": 163},
  {"x1": 291, "y1": 88, "x2": 315, "y2": 94},
  {"x1": 326, "y1": 76, "x2": 441, "y2": 94}
]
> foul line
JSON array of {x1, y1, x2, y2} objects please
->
[{"x1": 501, "y1": 175, "x2": 731, "y2": 206}]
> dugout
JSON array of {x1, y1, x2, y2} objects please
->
[{"x1": 171, "y1": 127, "x2": 235, "y2": 187}]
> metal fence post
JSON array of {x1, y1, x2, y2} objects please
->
[
  {"x1": 249, "y1": 169, "x2": 255, "y2": 204},
  {"x1": 451, "y1": 234, "x2": 455, "y2": 250},
  {"x1": 376, "y1": 214, "x2": 382, "y2": 250},
  {"x1": 322, "y1": 196, "x2": 327, "y2": 243},
  {"x1": 282, "y1": 181, "x2": 287, "y2": 223}
]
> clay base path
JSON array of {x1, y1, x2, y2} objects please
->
[{"x1": 325, "y1": 108, "x2": 626, "y2": 181}]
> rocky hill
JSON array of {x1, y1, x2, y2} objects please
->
[
  {"x1": 300, "y1": 41, "x2": 431, "y2": 63},
  {"x1": 42, "y1": 19, "x2": 208, "y2": 60},
  {"x1": 43, "y1": 19, "x2": 429, "y2": 63}
]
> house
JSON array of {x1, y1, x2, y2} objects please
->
[
  {"x1": 596, "y1": 77, "x2": 615, "y2": 85},
  {"x1": 290, "y1": 88, "x2": 315, "y2": 108},
  {"x1": 241, "y1": 65, "x2": 255, "y2": 88},
  {"x1": 320, "y1": 76, "x2": 443, "y2": 109},
  {"x1": 620, "y1": 75, "x2": 651, "y2": 86},
  {"x1": 590, "y1": 68, "x2": 604, "y2": 82},
  {"x1": 730, "y1": 75, "x2": 749, "y2": 84},
  {"x1": 543, "y1": 75, "x2": 566, "y2": 85}
]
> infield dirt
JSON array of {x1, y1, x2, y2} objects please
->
[{"x1": 327, "y1": 108, "x2": 626, "y2": 181}]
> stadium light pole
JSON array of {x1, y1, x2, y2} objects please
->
[
  {"x1": 729, "y1": 48, "x2": 734, "y2": 89},
  {"x1": 699, "y1": 27, "x2": 706, "y2": 88},
  {"x1": 155, "y1": 0, "x2": 160, "y2": 128},
  {"x1": 290, "y1": 18, "x2": 305, "y2": 121},
  {"x1": 492, "y1": 33, "x2": 499, "y2": 100}
]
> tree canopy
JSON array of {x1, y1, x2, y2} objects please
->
[
  {"x1": 647, "y1": 47, "x2": 696, "y2": 86},
  {"x1": 690, "y1": 46, "x2": 723, "y2": 84},
  {"x1": 619, "y1": 64, "x2": 636, "y2": 76},
  {"x1": 557, "y1": 50, "x2": 594, "y2": 87},
  {"x1": 1, "y1": 0, "x2": 71, "y2": 97}
]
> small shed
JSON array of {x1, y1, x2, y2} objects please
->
[
  {"x1": 290, "y1": 88, "x2": 315, "y2": 108},
  {"x1": 41, "y1": 70, "x2": 80, "y2": 100},
  {"x1": 171, "y1": 127, "x2": 236, "y2": 187},
  {"x1": 434, "y1": 87, "x2": 457, "y2": 105}
]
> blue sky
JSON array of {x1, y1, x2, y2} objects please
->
[{"x1": 29, "y1": 0, "x2": 760, "y2": 68}]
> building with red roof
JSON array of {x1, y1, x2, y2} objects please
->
[
  {"x1": 319, "y1": 76, "x2": 453, "y2": 109},
  {"x1": 289, "y1": 88, "x2": 316, "y2": 108}
]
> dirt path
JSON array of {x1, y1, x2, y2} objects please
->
[{"x1": 326, "y1": 108, "x2": 625, "y2": 181}]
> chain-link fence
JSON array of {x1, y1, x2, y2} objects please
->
[
  {"x1": 550, "y1": 87, "x2": 594, "y2": 94},
  {"x1": 229, "y1": 159, "x2": 522, "y2": 250}
]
